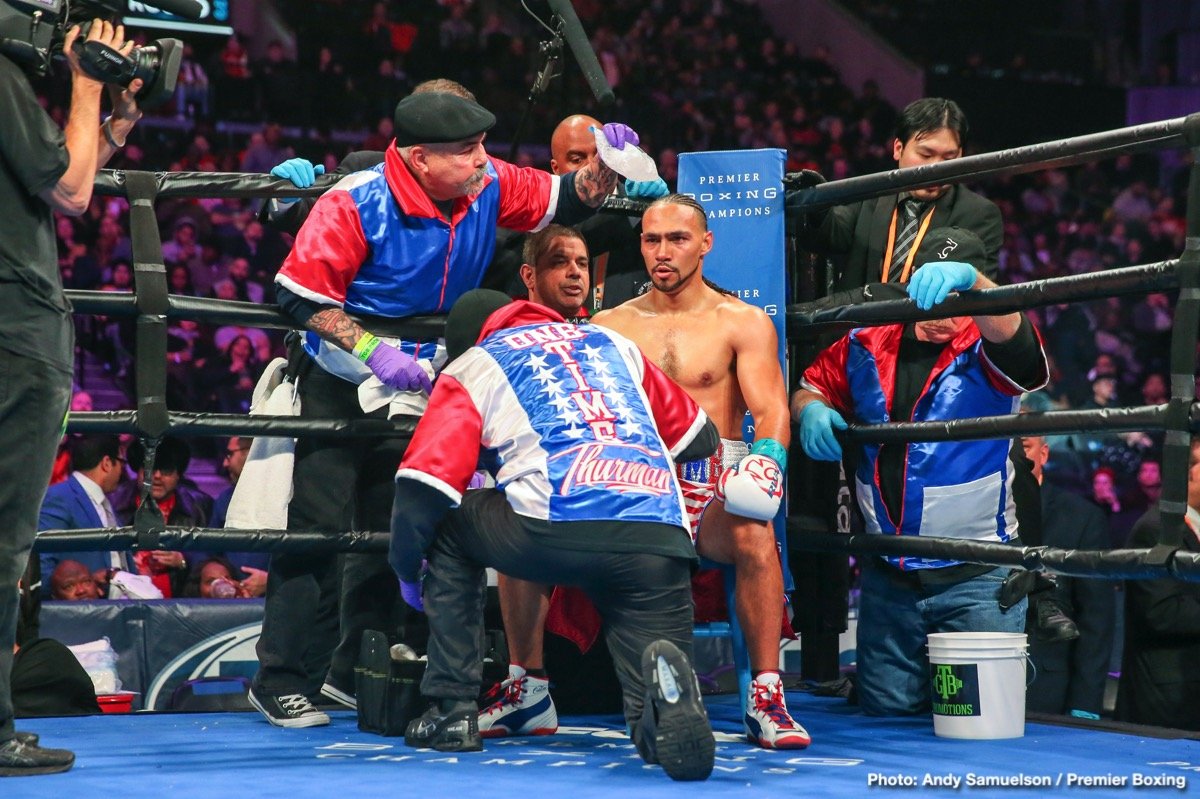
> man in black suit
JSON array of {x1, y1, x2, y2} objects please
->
[
  {"x1": 1021, "y1": 434, "x2": 1115, "y2": 719},
  {"x1": 1115, "y1": 436, "x2": 1200, "y2": 731},
  {"x1": 798, "y1": 97, "x2": 1003, "y2": 290}
]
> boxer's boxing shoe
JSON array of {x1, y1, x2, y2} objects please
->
[
  {"x1": 745, "y1": 677, "x2": 811, "y2": 750},
  {"x1": 478, "y1": 675, "x2": 557, "y2": 738}
]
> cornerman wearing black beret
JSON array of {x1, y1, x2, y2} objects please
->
[{"x1": 248, "y1": 78, "x2": 650, "y2": 731}]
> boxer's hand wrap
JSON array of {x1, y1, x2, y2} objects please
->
[
  {"x1": 750, "y1": 437, "x2": 788, "y2": 474},
  {"x1": 716, "y1": 453, "x2": 784, "y2": 521}
]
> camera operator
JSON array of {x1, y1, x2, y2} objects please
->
[{"x1": 0, "y1": 17, "x2": 144, "y2": 776}]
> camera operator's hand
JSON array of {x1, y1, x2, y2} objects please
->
[
  {"x1": 109, "y1": 77, "x2": 145, "y2": 127},
  {"x1": 63, "y1": 19, "x2": 122, "y2": 91},
  {"x1": 64, "y1": 21, "x2": 143, "y2": 127}
]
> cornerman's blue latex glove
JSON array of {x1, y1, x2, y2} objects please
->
[
  {"x1": 270, "y1": 158, "x2": 325, "y2": 188},
  {"x1": 798, "y1": 401, "x2": 848, "y2": 462},
  {"x1": 399, "y1": 579, "x2": 424, "y2": 612},
  {"x1": 602, "y1": 122, "x2": 639, "y2": 150},
  {"x1": 906, "y1": 260, "x2": 978, "y2": 310},
  {"x1": 624, "y1": 177, "x2": 669, "y2": 199}
]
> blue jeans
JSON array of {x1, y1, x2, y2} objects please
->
[{"x1": 857, "y1": 558, "x2": 1027, "y2": 716}]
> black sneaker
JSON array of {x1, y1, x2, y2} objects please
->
[
  {"x1": 1035, "y1": 597, "x2": 1080, "y2": 643},
  {"x1": 0, "y1": 736, "x2": 74, "y2": 777},
  {"x1": 319, "y1": 680, "x2": 357, "y2": 710},
  {"x1": 13, "y1": 732, "x2": 37, "y2": 747},
  {"x1": 637, "y1": 640, "x2": 714, "y2": 782},
  {"x1": 247, "y1": 686, "x2": 331, "y2": 728},
  {"x1": 405, "y1": 701, "x2": 482, "y2": 752}
]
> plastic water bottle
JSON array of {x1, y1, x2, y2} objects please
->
[
  {"x1": 591, "y1": 126, "x2": 660, "y2": 182},
  {"x1": 210, "y1": 577, "x2": 237, "y2": 599}
]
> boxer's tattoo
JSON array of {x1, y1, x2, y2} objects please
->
[
  {"x1": 307, "y1": 307, "x2": 367, "y2": 352},
  {"x1": 576, "y1": 159, "x2": 618, "y2": 207}
]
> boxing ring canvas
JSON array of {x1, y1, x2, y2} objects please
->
[{"x1": 9, "y1": 693, "x2": 1196, "y2": 797}]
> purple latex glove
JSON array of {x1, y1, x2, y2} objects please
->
[
  {"x1": 365, "y1": 343, "x2": 434, "y2": 394},
  {"x1": 467, "y1": 471, "x2": 488, "y2": 490},
  {"x1": 602, "y1": 122, "x2": 639, "y2": 150},
  {"x1": 399, "y1": 579, "x2": 424, "y2": 612}
]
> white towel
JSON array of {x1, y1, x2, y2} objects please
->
[
  {"x1": 225, "y1": 358, "x2": 301, "y2": 531},
  {"x1": 107, "y1": 570, "x2": 164, "y2": 600}
]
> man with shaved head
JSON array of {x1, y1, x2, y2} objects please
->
[{"x1": 549, "y1": 114, "x2": 602, "y2": 175}]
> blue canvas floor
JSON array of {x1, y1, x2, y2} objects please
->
[{"x1": 5, "y1": 692, "x2": 1198, "y2": 797}]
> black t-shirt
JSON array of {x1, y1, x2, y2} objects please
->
[{"x1": 0, "y1": 55, "x2": 75, "y2": 373}]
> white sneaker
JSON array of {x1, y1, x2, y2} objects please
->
[
  {"x1": 744, "y1": 678, "x2": 810, "y2": 749},
  {"x1": 477, "y1": 675, "x2": 558, "y2": 738}
]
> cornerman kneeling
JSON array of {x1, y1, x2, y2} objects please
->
[{"x1": 388, "y1": 289, "x2": 719, "y2": 781}]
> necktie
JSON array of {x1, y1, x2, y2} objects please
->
[
  {"x1": 889, "y1": 199, "x2": 923, "y2": 282},
  {"x1": 100, "y1": 498, "x2": 118, "y2": 527}
]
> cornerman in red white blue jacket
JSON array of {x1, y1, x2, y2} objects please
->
[
  {"x1": 249, "y1": 89, "x2": 644, "y2": 730},
  {"x1": 389, "y1": 290, "x2": 725, "y2": 781},
  {"x1": 791, "y1": 231, "x2": 1049, "y2": 717}
]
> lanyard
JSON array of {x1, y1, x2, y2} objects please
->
[{"x1": 880, "y1": 203, "x2": 936, "y2": 283}]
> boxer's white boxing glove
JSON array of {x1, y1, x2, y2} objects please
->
[{"x1": 716, "y1": 453, "x2": 784, "y2": 521}]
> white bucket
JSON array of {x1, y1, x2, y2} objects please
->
[{"x1": 927, "y1": 632, "x2": 1027, "y2": 740}]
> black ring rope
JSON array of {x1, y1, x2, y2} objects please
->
[
  {"x1": 787, "y1": 261, "x2": 1180, "y2": 336},
  {"x1": 30, "y1": 526, "x2": 1200, "y2": 584},
  {"x1": 66, "y1": 290, "x2": 448, "y2": 338},
  {"x1": 787, "y1": 113, "x2": 1200, "y2": 212}
]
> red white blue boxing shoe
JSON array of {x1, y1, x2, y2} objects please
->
[
  {"x1": 477, "y1": 675, "x2": 558, "y2": 738},
  {"x1": 744, "y1": 676, "x2": 811, "y2": 749}
]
